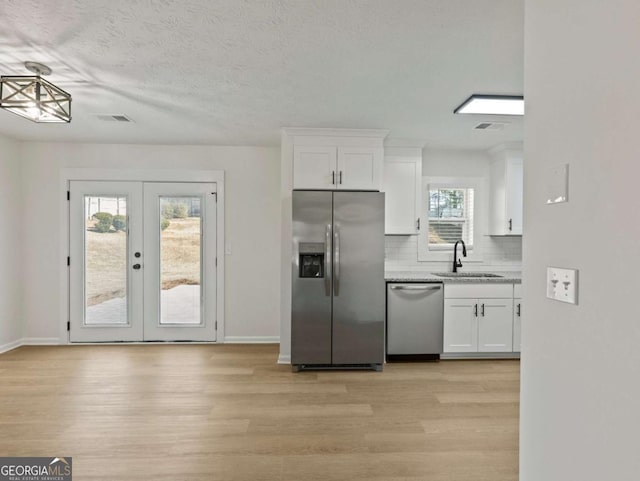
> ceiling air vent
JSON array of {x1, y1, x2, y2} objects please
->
[
  {"x1": 473, "y1": 121, "x2": 508, "y2": 131},
  {"x1": 96, "y1": 114, "x2": 134, "y2": 122}
]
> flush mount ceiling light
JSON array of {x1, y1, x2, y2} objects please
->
[
  {"x1": 0, "y1": 61, "x2": 72, "y2": 123},
  {"x1": 454, "y1": 95, "x2": 524, "y2": 116}
]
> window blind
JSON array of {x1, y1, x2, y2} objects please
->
[{"x1": 428, "y1": 188, "x2": 474, "y2": 249}]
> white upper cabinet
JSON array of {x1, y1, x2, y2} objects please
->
[
  {"x1": 293, "y1": 146, "x2": 337, "y2": 189},
  {"x1": 489, "y1": 144, "x2": 523, "y2": 235},
  {"x1": 289, "y1": 129, "x2": 387, "y2": 191},
  {"x1": 337, "y1": 147, "x2": 382, "y2": 190},
  {"x1": 383, "y1": 147, "x2": 422, "y2": 235}
]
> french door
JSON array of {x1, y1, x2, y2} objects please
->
[{"x1": 69, "y1": 181, "x2": 217, "y2": 342}]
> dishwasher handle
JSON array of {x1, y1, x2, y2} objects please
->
[{"x1": 389, "y1": 285, "x2": 442, "y2": 291}]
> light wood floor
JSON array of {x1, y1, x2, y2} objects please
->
[{"x1": 0, "y1": 345, "x2": 519, "y2": 480}]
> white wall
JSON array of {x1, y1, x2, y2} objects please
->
[
  {"x1": 385, "y1": 148, "x2": 523, "y2": 272},
  {"x1": 0, "y1": 134, "x2": 23, "y2": 351},
  {"x1": 19, "y1": 142, "x2": 281, "y2": 342},
  {"x1": 521, "y1": 1, "x2": 640, "y2": 480}
]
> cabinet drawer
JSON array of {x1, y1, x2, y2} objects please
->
[{"x1": 445, "y1": 283, "x2": 513, "y2": 299}]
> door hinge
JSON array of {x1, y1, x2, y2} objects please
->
[
  {"x1": 66, "y1": 191, "x2": 70, "y2": 201},
  {"x1": 67, "y1": 256, "x2": 70, "y2": 266},
  {"x1": 67, "y1": 321, "x2": 70, "y2": 331}
]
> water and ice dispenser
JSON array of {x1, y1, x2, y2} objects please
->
[{"x1": 298, "y1": 242, "x2": 324, "y2": 278}]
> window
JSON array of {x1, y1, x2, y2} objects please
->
[
  {"x1": 418, "y1": 177, "x2": 484, "y2": 262},
  {"x1": 428, "y1": 187, "x2": 474, "y2": 249}
]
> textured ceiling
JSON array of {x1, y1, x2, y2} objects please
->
[{"x1": 0, "y1": 0, "x2": 523, "y2": 148}]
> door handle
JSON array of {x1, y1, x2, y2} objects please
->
[
  {"x1": 332, "y1": 171, "x2": 336, "y2": 185},
  {"x1": 132, "y1": 264, "x2": 141, "y2": 270},
  {"x1": 324, "y1": 224, "x2": 332, "y2": 296},
  {"x1": 339, "y1": 171, "x2": 343, "y2": 184},
  {"x1": 333, "y1": 224, "x2": 340, "y2": 296},
  {"x1": 481, "y1": 303, "x2": 485, "y2": 316},
  {"x1": 517, "y1": 303, "x2": 521, "y2": 317},
  {"x1": 508, "y1": 218, "x2": 513, "y2": 231},
  {"x1": 416, "y1": 218, "x2": 420, "y2": 231},
  {"x1": 474, "y1": 304, "x2": 478, "y2": 317},
  {"x1": 390, "y1": 285, "x2": 441, "y2": 291}
]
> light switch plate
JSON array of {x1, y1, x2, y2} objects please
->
[
  {"x1": 545, "y1": 163, "x2": 569, "y2": 204},
  {"x1": 546, "y1": 267, "x2": 578, "y2": 304}
]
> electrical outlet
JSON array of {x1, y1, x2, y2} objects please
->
[{"x1": 546, "y1": 267, "x2": 578, "y2": 304}]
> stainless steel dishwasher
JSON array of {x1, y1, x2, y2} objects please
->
[{"x1": 386, "y1": 282, "x2": 444, "y2": 361}]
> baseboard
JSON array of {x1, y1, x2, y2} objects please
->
[
  {"x1": 0, "y1": 339, "x2": 22, "y2": 354},
  {"x1": 440, "y1": 352, "x2": 521, "y2": 360},
  {"x1": 223, "y1": 336, "x2": 280, "y2": 344},
  {"x1": 277, "y1": 353, "x2": 291, "y2": 365},
  {"x1": 21, "y1": 338, "x2": 61, "y2": 346}
]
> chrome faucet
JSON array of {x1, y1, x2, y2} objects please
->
[{"x1": 453, "y1": 240, "x2": 467, "y2": 273}]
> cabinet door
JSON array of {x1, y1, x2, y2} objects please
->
[
  {"x1": 505, "y1": 159, "x2": 523, "y2": 234},
  {"x1": 478, "y1": 298, "x2": 513, "y2": 352},
  {"x1": 293, "y1": 146, "x2": 337, "y2": 190},
  {"x1": 337, "y1": 147, "x2": 382, "y2": 191},
  {"x1": 383, "y1": 160, "x2": 421, "y2": 235},
  {"x1": 513, "y1": 298, "x2": 522, "y2": 352},
  {"x1": 443, "y1": 298, "x2": 478, "y2": 352}
]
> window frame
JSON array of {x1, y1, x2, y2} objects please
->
[{"x1": 418, "y1": 176, "x2": 485, "y2": 263}]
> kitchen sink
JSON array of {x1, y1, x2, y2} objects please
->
[{"x1": 432, "y1": 272, "x2": 504, "y2": 278}]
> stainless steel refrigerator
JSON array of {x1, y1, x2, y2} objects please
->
[{"x1": 291, "y1": 190, "x2": 385, "y2": 371}]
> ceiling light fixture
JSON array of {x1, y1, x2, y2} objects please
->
[
  {"x1": 0, "y1": 61, "x2": 72, "y2": 123},
  {"x1": 454, "y1": 94, "x2": 524, "y2": 116}
]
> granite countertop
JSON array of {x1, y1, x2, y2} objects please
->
[{"x1": 385, "y1": 271, "x2": 522, "y2": 284}]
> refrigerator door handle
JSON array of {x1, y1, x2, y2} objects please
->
[
  {"x1": 325, "y1": 224, "x2": 332, "y2": 296},
  {"x1": 334, "y1": 224, "x2": 340, "y2": 296}
]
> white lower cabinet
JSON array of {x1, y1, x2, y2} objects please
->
[
  {"x1": 444, "y1": 283, "x2": 517, "y2": 354},
  {"x1": 443, "y1": 299, "x2": 478, "y2": 352},
  {"x1": 513, "y1": 298, "x2": 522, "y2": 352},
  {"x1": 477, "y1": 298, "x2": 513, "y2": 352}
]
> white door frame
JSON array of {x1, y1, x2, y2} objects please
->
[{"x1": 59, "y1": 169, "x2": 225, "y2": 344}]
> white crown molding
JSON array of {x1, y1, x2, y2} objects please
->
[
  {"x1": 487, "y1": 141, "x2": 524, "y2": 156},
  {"x1": 281, "y1": 127, "x2": 389, "y2": 139}
]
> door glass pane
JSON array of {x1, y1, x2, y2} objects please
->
[
  {"x1": 159, "y1": 196, "x2": 202, "y2": 324},
  {"x1": 84, "y1": 196, "x2": 128, "y2": 325}
]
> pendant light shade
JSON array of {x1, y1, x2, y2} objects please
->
[{"x1": 0, "y1": 62, "x2": 71, "y2": 123}]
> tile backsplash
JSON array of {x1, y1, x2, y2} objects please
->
[{"x1": 385, "y1": 235, "x2": 522, "y2": 272}]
